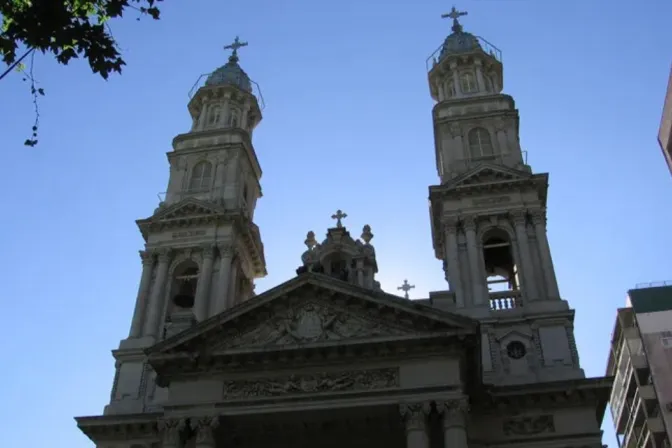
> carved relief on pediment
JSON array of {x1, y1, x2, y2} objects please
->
[
  {"x1": 502, "y1": 414, "x2": 555, "y2": 436},
  {"x1": 213, "y1": 300, "x2": 413, "y2": 351},
  {"x1": 158, "y1": 203, "x2": 219, "y2": 220}
]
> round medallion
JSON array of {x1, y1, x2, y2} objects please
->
[{"x1": 506, "y1": 341, "x2": 526, "y2": 360}]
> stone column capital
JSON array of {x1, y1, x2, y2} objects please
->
[
  {"x1": 530, "y1": 208, "x2": 546, "y2": 226},
  {"x1": 509, "y1": 209, "x2": 528, "y2": 226},
  {"x1": 449, "y1": 124, "x2": 463, "y2": 138},
  {"x1": 201, "y1": 244, "x2": 217, "y2": 260},
  {"x1": 218, "y1": 244, "x2": 235, "y2": 258},
  {"x1": 461, "y1": 215, "x2": 478, "y2": 232},
  {"x1": 190, "y1": 415, "x2": 220, "y2": 445},
  {"x1": 444, "y1": 217, "x2": 459, "y2": 234},
  {"x1": 139, "y1": 250, "x2": 154, "y2": 266},
  {"x1": 156, "y1": 248, "x2": 173, "y2": 263},
  {"x1": 157, "y1": 418, "x2": 186, "y2": 447},
  {"x1": 437, "y1": 398, "x2": 469, "y2": 428},
  {"x1": 399, "y1": 402, "x2": 431, "y2": 431}
]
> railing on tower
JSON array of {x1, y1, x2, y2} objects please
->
[
  {"x1": 425, "y1": 36, "x2": 502, "y2": 72},
  {"x1": 187, "y1": 74, "x2": 266, "y2": 110},
  {"x1": 489, "y1": 290, "x2": 521, "y2": 311}
]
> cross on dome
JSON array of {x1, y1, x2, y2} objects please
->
[
  {"x1": 224, "y1": 36, "x2": 248, "y2": 62},
  {"x1": 331, "y1": 209, "x2": 347, "y2": 228},
  {"x1": 397, "y1": 279, "x2": 415, "y2": 299},
  {"x1": 441, "y1": 6, "x2": 468, "y2": 33}
]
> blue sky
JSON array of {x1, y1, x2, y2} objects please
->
[{"x1": 1, "y1": 0, "x2": 671, "y2": 446}]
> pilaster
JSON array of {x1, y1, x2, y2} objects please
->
[
  {"x1": 213, "y1": 244, "x2": 234, "y2": 315},
  {"x1": 531, "y1": 208, "x2": 560, "y2": 300},
  {"x1": 444, "y1": 218, "x2": 464, "y2": 306},
  {"x1": 143, "y1": 248, "x2": 173, "y2": 338},
  {"x1": 438, "y1": 398, "x2": 469, "y2": 448},
  {"x1": 195, "y1": 244, "x2": 216, "y2": 320},
  {"x1": 509, "y1": 210, "x2": 538, "y2": 301},
  {"x1": 463, "y1": 216, "x2": 486, "y2": 306},
  {"x1": 128, "y1": 250, "x2": 155, "y2": 338}
]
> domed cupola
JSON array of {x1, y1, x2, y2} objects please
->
[
  {"x1": 205, "y1": 37, "x2": 253, "y2": 93},
  {"x1": 439, "y1": 29, "x2": 482, "y2": 61}
]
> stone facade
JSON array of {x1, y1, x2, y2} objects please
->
[{"x1": 75, "y1": 15, "x2": 612, "y2": 448}]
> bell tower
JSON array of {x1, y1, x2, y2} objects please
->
[
  {"x1": 426, "y1": 9, "x2": 583, "y2": 386},
  {"x1": 104, "y1": 37, "x2": 267, "y2": 415}
]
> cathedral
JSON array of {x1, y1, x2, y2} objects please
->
[{"x1": 75, "y1": 9, "x2": 612, "y2": 448}]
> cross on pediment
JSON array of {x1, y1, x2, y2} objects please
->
[
  {"x1": 398, "y1": 279, "x2": 415, "y2": 299},
  {"x1": 331, "y1": 209, "x2": 347, "y2": 228}
]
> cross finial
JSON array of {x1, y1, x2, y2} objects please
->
[
  {"x1": 224, "y1": 36, "x2": 248, "y2": 62},
  {"x1": 441, "y1": 6, "x2": 468, "y2": 33},
  {"x1": 331, "y1": 209, "x2": 348, "y2": 228},
  {"x1": 397, "y1": 279, "x2": 416, "y2": 299}
]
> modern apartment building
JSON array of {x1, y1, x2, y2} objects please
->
[
  {"x1": 659, "y1": 66, "x2": 672, "y2": 175},
  {"x1": 607, "y1": 283, "x2": 672, "y2": 448}
]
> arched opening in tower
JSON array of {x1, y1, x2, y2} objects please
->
[{"x1": 482, "y1": 231, "x2": 518, "y2": 292}]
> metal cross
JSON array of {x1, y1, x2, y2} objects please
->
[
  {"x1": 397, "y1": 279, "x2": 415, "y2": 299},
  {"x1": 331, "y1": 209, "x2": 348, "y2": 228},
  {"x1": 441, "y1": 6, "x2": 468, "y2": 32},
  {"x1": 224, "y1": 36, "x2": 248, "y2": 58}
]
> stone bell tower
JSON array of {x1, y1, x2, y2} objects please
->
[
  {"x1": 104, "y1": 37, "x2": 267, "y2": 415},
  {"x1": 426, "y1": 9, "x2": 583, "y2": 386}
]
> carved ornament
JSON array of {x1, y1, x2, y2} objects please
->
[
  {"x1": 448, "y1": 124, "x2": 463, "y2": 138},
  {"x1": 218, "y1": 244, "x2": 235, "y2": 258},
  {"x1": 139, "y1": 250, "x2": 154, "y2": 266},
  {"x1": 157, "y1": 418, "x2": 186, "y2": 445},
  {"x1": 222, "y1": 368, "x2": 398, "y2": 399},
  {"x1": 215, "y1": 301, "x2": 411, "y2": 350},
  {"x1": 509, "y1": 209, "x2": 528, "y2": 227},
  {"x1": 399, "y1": 402, "x2": 431, "y2": 431},
  {"x1": 462, "y1": 215, "x2": 478, "y2": 232},
  {"x1": 438, "y1": 398, "x2": 470, "y2": 428},
  {"x1": 156, "y1": 248, "x2": 173, "y2": 264},
  {"x1": 530, "y1": 208, "x2": 546, "y2": 226},
  {"x1": 201, "y1": 244, "x2": 217, "y2": 260},
  {"x1": 190, "y1": 416, "x2": 220, "y2": 444},
  {"x1": 502, "y1": 414, "x2": 555, "y2": 436},
  {"x1": 444, "y1": 217, "x2": 459, "y2": 234}
]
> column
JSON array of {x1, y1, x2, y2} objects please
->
[
  {"x1": 158, "y1": 418, "x2": 186, "y2": 448},
  {"x1": 143, "y1": 248, "x2": 172, "y2": 338},
  {"x1": 531, "y1": 208, "x2": 561, "y2": 300},
  {"x1": 496, "y1": 128, "x2": 508, "y2": 154},
  {"x1": 438, "y1": 399, "x2": 469, "y2": 448},
  {"x1": 228, "y1": 260, "x2": 239, "y2": 307},
  {"x1": 194, "y1": 244, "x2": 216, "y2": 320},
  {"x1": 438, "y1": 82, "x2": 445, "y2": 101},
  {"x1": 191, "y1": 416, "x2": 220, "y2": 448},
  {"x1": 463, "y1": 216, "x2": 486, "y2": 306},
  {"x1": 510, "y1": 210, "x2": 538, "y2": 301},
  {"x1": 505, "y1": 123, "x2": 519, "y2": 153},
  {"x1": 474, "y1": 60, "x2": 485, "y2": 93},
  {"x1": 128, "y1": 250, "x2": 155, "y2": 338},
  {"x1": 197, "y1": 104, "x2": 208, "y2": 131},
  {"x1": 213, "y1": 244, "x2": 233, "y2": 315},
  {"x1": 400, "y1": 403, "x2": 430, "y2": 448},
  {"x1": 444, "y1": 219, "x2": 464, "y2": 307},
  {"x1": 356, "y1": 259, "x2": 364, "y2": 287}
]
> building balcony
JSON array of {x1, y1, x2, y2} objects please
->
[{"x1": 489, "y1": 290, "x2": 521, "y2": 311}]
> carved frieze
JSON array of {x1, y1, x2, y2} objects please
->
[
  {"x1": 472, "y1": 196, "x2": 511, "y2": 206},
  {"x1": 502, "y1": 414, "x2": 555, "y2": 436},
  {"x1": 214, "y1": 301, "x2": 413, "y2": 350},
  {"x1": 222, "y1": 368, "x2": 398, "y2": 399},
  {"x1": 399, "y1": 402, "x2": 432, "y2": 431}
]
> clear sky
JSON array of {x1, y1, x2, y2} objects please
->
[{"x1": 1, "y1": 0, "x2": 670, "y2": 446}]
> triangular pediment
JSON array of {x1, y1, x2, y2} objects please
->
[
  {"x1": 148, "y1": 273, "x2": 477, "y2": 360},
  {"x1": 148, "y1": 198, "x2": 224, "y2": 221},
  {"x1": 449, "y1": 164, "x2": 532, "y2": 188}
]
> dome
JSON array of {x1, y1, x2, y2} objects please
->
[
  {"x1": 439, "y1": 30, "x2": 482, "y2": 60},
  {"x1": 205, "y1": 55, "x2": 252, "y2": 92}
]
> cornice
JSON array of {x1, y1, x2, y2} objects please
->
[{"x1": 75, "y1": 412, "x2": 162, "y2": 443}]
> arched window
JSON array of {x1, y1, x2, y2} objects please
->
[
  {"x1": 188, "y1": 161, "x2": 213, "y2": 191},
  {"x1": 482, "y1": 229, "x2": 518, "y2": 292},
  {"x1": 460, "y1": 72, "x2": 477, "y2": 94},
  {"x1": 207, "y1": 105, "x2": 221, "y2": 127},
  {"x1": 228, "y1": 108, "x2": 240, "y2": 128},
  {"x1": 170, "y1": 263, "x2": 199, "y2": 310},
  {"x1": 468, "y1": 127, "x2": 494, "y2": 158}
]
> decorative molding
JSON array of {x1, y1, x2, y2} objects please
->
[
  {"x1": 502, "y1": 414, "x2": 555, "y2": 436},
  {"x1": 472, "y1": 196, "x2": 511, "y2": 206},
  {"x1": 399, "y1": 402, "x2": 431, "y2": 431},
  {"x1": 222, "y1": 368, "x2": 398, "y2": 399},
  {"x1": 190, "y1": 416, "x2": 220, "y2": 445}
]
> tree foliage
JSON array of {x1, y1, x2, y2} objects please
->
[{"x1": 1, "y1": 0, "x2": 163, "y2": 145}]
